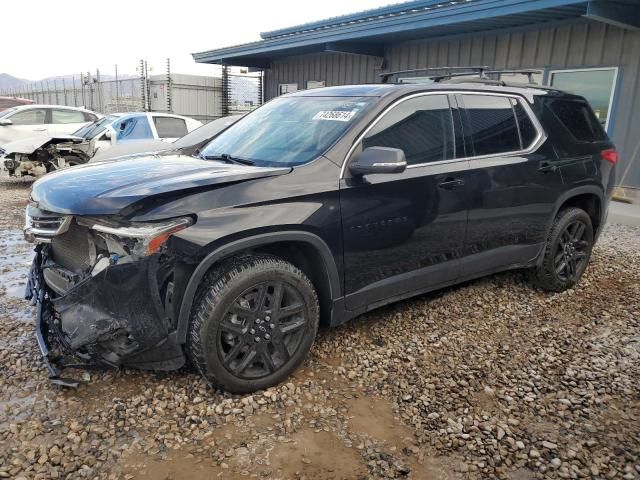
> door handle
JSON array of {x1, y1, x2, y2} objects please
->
[
  {"x1": 438, "y1": 177, "x2": 465, "y2": 190},
  {"x1": 32, "y1": 128, "x2": 46, "y2": 132},
  {"x1": 538, "y1": 161, "x2": 558, "y2": 173}
]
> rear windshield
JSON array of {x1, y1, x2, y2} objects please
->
[
  {"x1": 547, "y1": 98, "x2": 607, "y2": 142},
  {"x1": 200, "y1": 96, "x2": 374, "y2": 167}
]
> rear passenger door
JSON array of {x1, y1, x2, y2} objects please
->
[
  {"x1": 458, "y1": 93, "x2": 563, "y2": 277},
  {"x1": 340, "y1": 93, "x2": 471, "y2": 311}
]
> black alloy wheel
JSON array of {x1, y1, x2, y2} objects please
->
[
  {"x1": 531, "y1": 207, "x2": 594, "y2": 292},
  {"x1": 553, "y1": 220, "x2": 590, "y2": 282},
  {"x1": 218, "y1": 280, "x2": 308, "y2": 379},
  {"x1": 187, "y1": 255, "x2": 319, "y2": 393}
]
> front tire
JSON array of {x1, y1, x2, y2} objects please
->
[
  {"x1": 187, "y1": 255, "x2": 319, "y2": 393},
  {"x1": 531, "y1": 207, "x2": 594, "y2": 292}
]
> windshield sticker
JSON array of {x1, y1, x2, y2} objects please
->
[{"x1": 313, "y1": 110, "x2": 357, "y2": 122}]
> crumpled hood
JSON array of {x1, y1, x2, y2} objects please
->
[
  {"x1": 31, "y1": 155, "x2": 291, "y2": 215},
  {"x1": 2, "y1": 134, "x2": 84, "y2": 155}
]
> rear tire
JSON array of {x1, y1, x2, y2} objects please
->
[
  {"x1": 531, "y1": 207, "x2": 594, "y2": 292},
  {"x1": 187, "y1": 255, "x2": 319, "y2": 393}
]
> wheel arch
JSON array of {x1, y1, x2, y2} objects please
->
[
  {"x1": 537, "y1": 185, "x2": 605, "y2": 266},
  {"x1": 552, "y1": 186, "x2": 604, "y2": 236},
  {"x1": 175, "y1": 231, "x2": 341, "y2": 344}
]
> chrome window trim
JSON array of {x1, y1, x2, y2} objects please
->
[{"x1": 340, "y1": 90, "x2": 547, "y2": 178}]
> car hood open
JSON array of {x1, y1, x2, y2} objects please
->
[{"x1": 31, "y1": 155, "x2": 291, "y2": 215}]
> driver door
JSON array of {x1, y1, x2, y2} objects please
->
[{"x1": 340, "y1": 94, "x2": 471, "y2": 311}]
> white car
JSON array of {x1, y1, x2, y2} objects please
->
[
  {"x1": 0, "y1": 105, "x2": 99, "y2": 145},
  {"x1": 105, "y1": 112, "x2": 202, "y2": 145},
  {"x1": 2, "y1": 112, "x2": 203, "y2": 176}
]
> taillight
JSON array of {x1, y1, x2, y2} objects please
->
[{"x1": 601, "y1": 148, "x2": 618, "y2": 165}]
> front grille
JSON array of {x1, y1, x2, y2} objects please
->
[
  {"x1": 24, "y1": 206, "x2": 71, "y2": 243},
  {"x1": 51, "y1": 221, "x2": 93, "y2": 273}
]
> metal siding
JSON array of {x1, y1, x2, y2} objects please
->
[{"x1": 264, "y1": 22, "x2": 640, "y2": 188}]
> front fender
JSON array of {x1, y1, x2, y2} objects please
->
[{"x1": 174, "y1": 230, "x2": 341, "y2": 344}]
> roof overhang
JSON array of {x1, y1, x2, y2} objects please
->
[{"x1": 193, "y1": 0, "x2": 640, "y2": 68}]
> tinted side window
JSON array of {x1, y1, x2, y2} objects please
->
[
  {"x1": 153, "y1": 116, "x2": 188, "y2": 138},
  {"x1": 51, "y1": 109, "x2": 87, "y2": 124},
  {"x1": 547, "y1": 99, "x2": 607, "y2": 142},
  {"x1": 363, "y1": 95, "x2": 454, "y2": 165},
  {"x1": 462, "y1": 95, "x2": 520, "y2": 156},
  {"x1": 9, "y1": 108, "x2": 46, "y2": 125},
  {"x1": 513, "y1": 100, "x2": 538, "y2": 148}
]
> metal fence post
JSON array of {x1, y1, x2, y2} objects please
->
[
  {"x1": 166, "y1": 58, "x2": 172, "y2": 113},
  {"x1": 222, "y1": 65, "x2": 230, "y2": 117},
  {"x1": 140, "y1": 59, "x2": 146, "y2": 111},
  {"x1": 115, "y1": 65, "x2": 120, "y2": 112}
]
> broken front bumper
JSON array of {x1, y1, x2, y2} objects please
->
[{"x1": 27, "y1": 245, "x2": 185, "y2": 385}]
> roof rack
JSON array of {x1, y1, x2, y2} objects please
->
[
  {"x1": 380, "y1": 66, "x2": 490, "y2": 84},
  {"x1": 380, "y1": 67, "x2": 543, "y2": 85}
]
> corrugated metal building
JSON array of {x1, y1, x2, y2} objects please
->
[{"x1": 193, "y1": 0, "x2": 640, "y2": 191}]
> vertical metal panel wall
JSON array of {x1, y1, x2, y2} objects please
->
[{"x1": 264, "y1": 21, "x2": 640, "y2": 189}]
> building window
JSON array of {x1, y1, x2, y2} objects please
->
[
  {"x1": 548, "y1": 67, "x2": 618, "y2": 131},
  {"x1": 306, "y1": 80, "x2": 326, "y2": 89},
  {"x1": 279, "y1": 83, "x2": 298, "y2": 95}
]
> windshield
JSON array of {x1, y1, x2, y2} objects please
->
[
  {"x1": 73, "y1": 115, "x2": 117, "y2": 140},
  {"x1": 0, "y1": 107, "x2": 17, "y2": 118},
  {"x1": 200, "y1": 96, "x2": 374, "y2": 167}
]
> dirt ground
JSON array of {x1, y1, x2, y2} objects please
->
[{"x1": 0, "y1": 172, "x2": 638, "y2": 480}]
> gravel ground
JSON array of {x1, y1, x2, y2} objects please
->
[{"x1": 0, "y1": 172, "x2": 638, "y2": 480}]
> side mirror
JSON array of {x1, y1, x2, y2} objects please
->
[
  {"x1": 349, "y1": 146, "x2": 407, "y2": 177},
  {"x1": 0, "y1": 118, "x2": 12, "y2": 126},
  {"x1": 102, "y1": 129, "x2": 111, "y2": 140}
]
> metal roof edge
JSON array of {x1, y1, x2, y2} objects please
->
[
  {"x1": 193, "y1": 0, "x2": 589, "y2": 64},
  {"x1": 259, "y1": 0, "x2": 455, "y2": 39}
]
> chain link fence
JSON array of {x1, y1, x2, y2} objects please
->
[
  {"x1": 223, "y1": 68, "x2": 264, "y2": 116},
  {"x1": 1, "y1": 67, "x2": 264, "y2": 122}
]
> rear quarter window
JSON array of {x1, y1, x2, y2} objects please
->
[
  {"x1": 547, "y1": 98, "x2": 607, "y2": 142},
  {"x1": 153, "y1": 117, "x2": 188, "y2": 138}
]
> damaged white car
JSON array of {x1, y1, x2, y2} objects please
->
[{"x1": 2, "y1": 112, "x2": 202, "y2": 176}]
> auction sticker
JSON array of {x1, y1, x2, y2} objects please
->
[{"x1": 313, "y1": 110, "x2": 357, "y2": 122}]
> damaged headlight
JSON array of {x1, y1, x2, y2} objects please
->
[{"x1": 82, "y1": 216, "x2": 193, "y2": 258}]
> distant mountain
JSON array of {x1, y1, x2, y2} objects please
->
[
  {"x1": 0, "y1": 72, "x2": 138, "y2": 92},
  {"x1": 0, "y1": 73, "x2": 31, "y2": 90}
]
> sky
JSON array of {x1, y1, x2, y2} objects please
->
[{"x1": 3, "y1": 0, "x2": 401, "y2": 81}]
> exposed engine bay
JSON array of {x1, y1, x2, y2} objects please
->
[{"x1": 3, "y1": 136, "x2": 93, "y2": 176}]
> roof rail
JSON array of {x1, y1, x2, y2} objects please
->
[
  {"x1": 380, "y1": 66, "x2": 490, "y2": 84},
  {"x1": 380, "y1": 67, "x2": 544, "y2": 85}
]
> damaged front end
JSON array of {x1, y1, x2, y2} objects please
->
[
  {"x1": 3, "y1": 136, "x2": 91, "y2": 177},
  {"x1": 25, "y1": 205, "x2": 193, "y2": 385}
]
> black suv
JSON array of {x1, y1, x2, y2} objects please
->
[{"x1": 25, "y1": 82, "x2": 616, "y2": 392}]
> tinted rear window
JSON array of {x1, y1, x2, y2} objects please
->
[
  {"x1": 153, "y1": 117, "x2": 188, "y2": 138},
  {"x1": 462, "y1": 95, "x2": 521, "y2": 156},
  {"x1": 547, "y1": 99, "x2": 607, "y2": 142}
]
